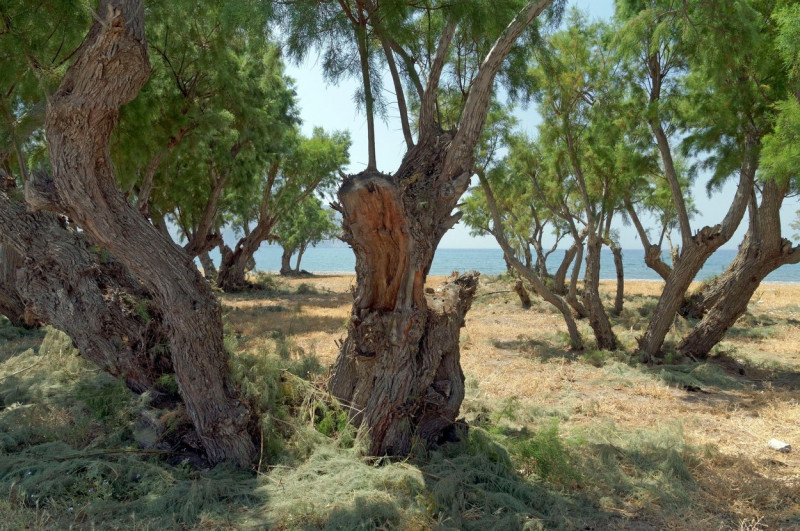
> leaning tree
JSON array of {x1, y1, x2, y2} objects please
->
[
  {"x1": 22, "y1": 0, "x2": 256, "y2": 466},
  {"x1": 278, "y1": 0, "x2": 560, "y2": 456}
]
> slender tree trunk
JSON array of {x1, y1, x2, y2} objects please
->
[
  {"x1": 198, "y1": 251, "x2": 218, "y2": 282},
  {"x1": 35, "y1": 0, "x2": 255, "y2": 466},
  {"x1": 611, "y1": 244, "x2": 624, "y2": 316},
  {"x1": 479, "y1": 174, "x2": 584, "y2": 350},
  {"x1": 295, "y1": 243, "x2": 307, "y2": 273},
  {"x1": 583, "y1": 235, "x2": 617, "y2": 349},
  {"x1": 568, "y1": 242, "x2": 588, "y2": 318},
  {"x1": 553, "y1": 243, "x2": 578, "y2": 295}
]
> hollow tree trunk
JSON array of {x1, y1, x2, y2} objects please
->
[
  {"x1": 329, "y1": 159, "x2": 479, "y2": 455},
  {"x1": 328, "y1": 0, "x2": 553, "y2": 457},
  {"x1": 611, "y1": 244, "x2": 624, "y2": 316},
  {"x1": 583, "y1": 235, "x2": 617, "y2": 350},
  {"x1": 0, "y1": 192, "x2": 170, "y2": 394},
  {"x1": 36, "y1": 0, "x2": 255, "y2": 466}
]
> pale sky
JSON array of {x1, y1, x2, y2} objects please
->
[{"x1": 283, "y1": 0, "x2": 797, "y2": 250}]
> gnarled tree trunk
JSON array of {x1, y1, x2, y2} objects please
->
[
  {"x1": 638, "y1": 136, "x2": 757, "y2": 362},
  {"x1": 553, "y1": 242, "x2": 578, "y2": 295},
  {"x1": 327, "y1": 0, "x2": 552, "y2": 456},
  {"x1": 678, "y1": 181, "x2": 799, "y2": 358},
  {"x1": 198, "y1": 251, "x2": 218, "y2": 283},
  {"x1": 0, "y1": 192, "x2": 170, "y2": 393},
  {"x1": 329, "y1": 162, "x2": 479, "y2": 455},
  {"x1": 35, "y1": 0, "x2": 255, "y2": 466}
]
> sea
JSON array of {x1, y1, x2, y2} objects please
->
[{"x1": 247, "y1": 246, "x2": 800, "y2": 283}]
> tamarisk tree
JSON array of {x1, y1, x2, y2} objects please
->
[
  {"x1": 24, "y1": 0, "x2": 256, "y2": 466},
  {"x1": 279, "y1": 0, "x2": 559, "y2": 456}
]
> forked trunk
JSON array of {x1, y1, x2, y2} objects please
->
[
  {"x1": 328, "y1": 0, "x2": 553, "y2": 456},
  {"x1": 583, "y1": 235, "x2": 617, "y2": 350},
  {"x1": 638, "y1": 137, "x2": 757, "y2": 362},
  {"x1": 679, "y1": 181, "x2": 798, "y2": 358},
  {"x1": 330, "y1": 161, "x2": 479, "y2": 455},
  {"x1": 38, "y1": 0, "x2": 255, "y2": 466}
]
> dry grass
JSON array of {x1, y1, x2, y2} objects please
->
[
  {"x1": 2, "y1": 273, "x2": 799, "y2": 529},
  {"x1": 218, "y1": 273, "x2": 800, "y2": 528}
]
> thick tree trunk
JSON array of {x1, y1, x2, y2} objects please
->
[
  {"x1": 217, "y1": 225, "x2": 271, "y2": 291},
  {"x1": 329, "y1": 0, "x2": 553, "y2": 457},
  {"x1": 583, "y1": 235, "x2": 617, "y2": 350},
  {"x1": 36, "y1": 0, "x2": 255, "y2": 466},
  {"x1": 638, "y1": 137, "x2": 757, "y2": 362},
  {"x1": 279, "y1": 247, "x2": 293, "y2": 276},
  {"x1": 611, "y1": 244, "x2": 624, "y2": 316},
  {"x1": 0, "y1": 239, "x2": 31, "y2": 327},
  {"x1": 329, "y1": 158, "x2": 479, "y2": 455},
  {"x1": 0, "y1": 192, "x2": 170, "y2": 394},
  {"x1": 567, "y1": 242, "x2": 588, "y2": 318},
  {"x1": 678, "y1": 181, "x2": 798, "y2": 358}
]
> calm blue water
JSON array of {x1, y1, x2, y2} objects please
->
[{"x1": 245, "y1": 246, "x2": 800, "y2": 283}]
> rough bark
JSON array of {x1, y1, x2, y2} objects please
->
[
  {"x1": 0, "y1": 192, "x2": 170, "y2": 394},
  {"x1": 0, "y1": 239, "x2": 31, "y2": 327},
  {"x1": 328, "y1": 0, "x2": 552, "y2": 456},
  {"x1": 553, "y1": 242, "x2": 578, "y2": 295},
  {"x1": 198, "y1": 251, "x2": 218, "y2": 282},
  {"x1": 583, "y1": 235, "x2": 617, "y2": 350},
  {"x1": 678, "y1": 181, "x2": 799, "y2": 358},
  {"x1": 36, "y1": 0, "x2": 255, "y2": 466},
  {"x1": 611, "y1": 244, "x2": 624, "y2": 316},
  {"x1": 280, "y1": 247, "x2": 292, "y2": 276}
]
